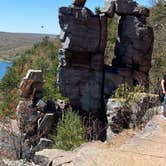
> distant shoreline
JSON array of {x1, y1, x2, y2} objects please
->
[{"x1": 0, "y1": 58, "x2": 12, "y2": 63}]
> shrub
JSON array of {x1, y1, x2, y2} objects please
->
[
  {"x1": 0, "y1": 89, "x2": 20, "y2": 119},
  {"x1": 52, "y1": 109, "x2": 86, "y2": 151},
  {"x1": 113, "y1": 84, "x2": 144, "y2": 107},
  {"x1": 0, "y1": 38, "x2": 60, "y2": 118}
]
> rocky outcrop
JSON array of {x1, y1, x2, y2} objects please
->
[
  {"x1": 106, "y1": 93, "x2": 160, "y2": 140},
  {"x1": 104, "y1": 0, "x2": 154, "y2": 96},
  {"x1": 57, "y1": 0, "x2": 154, "y2": 111},
  {"x1": 57, "y1": 0, "x2": 107, "y2": 112},
  {"x1": 33, "y1": 115, "x2": 166, "y2": 166},
  {"x1": 57, "y1": 0, "x2": 154, "y2": 141},
  {"x1": 0, "y1": 119, "x2": 21, "y2": 160},
  {"x1": 16, "y1": 70, "x2": 59, "y2": 160}
]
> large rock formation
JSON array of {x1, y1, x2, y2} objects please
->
[
  {"x1": 16, "y1": 70, "x2": 58, "y2": 159},
  {"x1": 58, "y1": 0, "x2": 154, "y2": 111},
  {"x1": 57, "y1": 0, "x2": 107, "y2": 112},
  {"x1": 57, "y1": 0, "x2": 154, "y2": 141},
  {"x1": 104, "y1": 0, "x2": 154, "y2": 96}
]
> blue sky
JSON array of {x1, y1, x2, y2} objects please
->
[{"x1": 0, "y1": 0, "x2": 151, "y2": 35}]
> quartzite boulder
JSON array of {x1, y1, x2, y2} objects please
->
[
  {"x1": 106, "y1": 93, "x2": 160, "y2": 140},
  {"x1": 58, "y1": 5, "x2": 107, "y2": 112},
  {"x1": 19, "y1": 69, "x2": 43, "y2": 100}
]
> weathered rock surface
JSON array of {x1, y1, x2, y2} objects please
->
[
  {"x1": 0, "y1": 159, "x2": 6, "y2": 166},
  {"x1": 104, "y1": 0, "x2": 154, "y2": 95},
  {"x1": 59, "y1": 6, "x2": 107, "y2": 53},
  {"x1": 19, "y1": 70, "x2": 43, "y2": 100},
  {"x1": 37, "y1": 113, "x2": 55, "y2": 136},
  {"x1": 103, "y1": 0, "x2": 149, "y2": 17},
  {"x1": 15, "y1": 71, "x2": 60, "y2": 160},
  {"x1": 58, "y1": 0, "x2": 154, "y2": 113},
  {"x1": 57, "y1": 0, "x2": 154, "y2": 141},
  {"x1": 58, "y1": 5, "x2": 107, "y2": 112},
  {"x1": 58, "y1": 68, "x2": 103, "y2": 111},
  {"x1": 2, "y1": 159, "x2": 38, "y2": 166},
  {"x1": 0, "y1": 119, "x2": 21, "y2": 160},
  {"x1": 106, "y1": 93, "x2": 160, "y2": 140}
]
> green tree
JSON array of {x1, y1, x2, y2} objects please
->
[{"x1": 52, "y1": 109, "x2": 86, "y2": 151}]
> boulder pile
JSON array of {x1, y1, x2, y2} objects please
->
[{"x1": 16, "y1": 70, "x2": 68, "y2": 159}]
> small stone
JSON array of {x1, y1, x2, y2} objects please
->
[
  {"x1": 36, "y1": 100, "x2": 47, "y2": 109},
  {"x1": 33, "y1": 138, "x2": 53, "y2": 152}
]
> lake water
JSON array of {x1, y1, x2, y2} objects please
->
[{"x1": 0, "y1": 61, "x2": 12, "y2": 80}]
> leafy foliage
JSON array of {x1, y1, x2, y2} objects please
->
[
  {"x1": 114, "y1": 84, "x2": 144, "y2": 107},
  {"x1": 0, "y1": 36, "x2": 60, "y2": 118},
  {"x1": 52, "y1": 109, "x2": 86, "y2": 151},
  {"x1": 105, "y1": 17, "x2": 118, "y2": 64},
  {"x1": 148, "y1": 0, "x2": 166, "y2": 92},
  {"x1": 0, "y1": 89, "x2": 20, "y2": 118}
]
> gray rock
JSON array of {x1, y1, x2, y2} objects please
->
[
  {"x1": 36, "y1": 100, "x2": 46, "y2": 110},
  {"x1": 109, "y1": 13, "x2": 154, "y2": 91},
  {"x1": 16, "y1": 100, "x2": 39, "y2": 135},
  {"x1": 115, "y1": 0, "x2": 137, "y2": 15},
  {"x1": 72, "y1": 0, "x2": 86, "y2": 7},
  {"x1": 33, "y1": 155, "x2": 52, "y2": 166},
  {"x1": 58, "y1": 49, "x2": 72, "y2": 67},
  {"x1": 59, "y1": 7, "x2": 107, "y2": 53},
  {"x1": 19, "y1": 70, "x2": 43, "y2": 98},
  {"x1": 0, "y1": 159, "x2": 6, "y2": 166},
  {"x1": 57, "y1": 0, "x2": 154, "y2": 123},
  {"x1": 2, "y1": 159, "x2": 38, "y2": 166},
  {"x1": 0, "y1": 120, "x2": 21, "y2": 160},
  {"x1": 57, "y1": 67, "x2": 103, "y2": 112},
  {"x1": 105, "y1": 0, "x2": 150, "y2": 16},
  {"x1": 104, "y1": 66, "x2": 133, "y2": 96},
  {"x1": 106, "y1": 93, "x2": 160, "y2": 140},
  {"x1": 58, "y1": 5, "x2": 107, "y2": 112},
  {"x1": 33, "y1": 138, "x2": 53, "y2": 152},
  {"x1": 102, "y1": 0, "x2": 115, "y2": 18}
]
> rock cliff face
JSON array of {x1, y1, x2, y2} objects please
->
[
  {"x1": 57, "y1": 0, "x2": 154, "y2": 141},
  {"x1": 57, "y1": 1, "x2": 107, "y2": 112},
  {"x1": 104, "y1": 0, "x2": 154, "y2": 96},
  {"x1": 57, "y1": 0, "x2": 154, "y2": 113}
]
